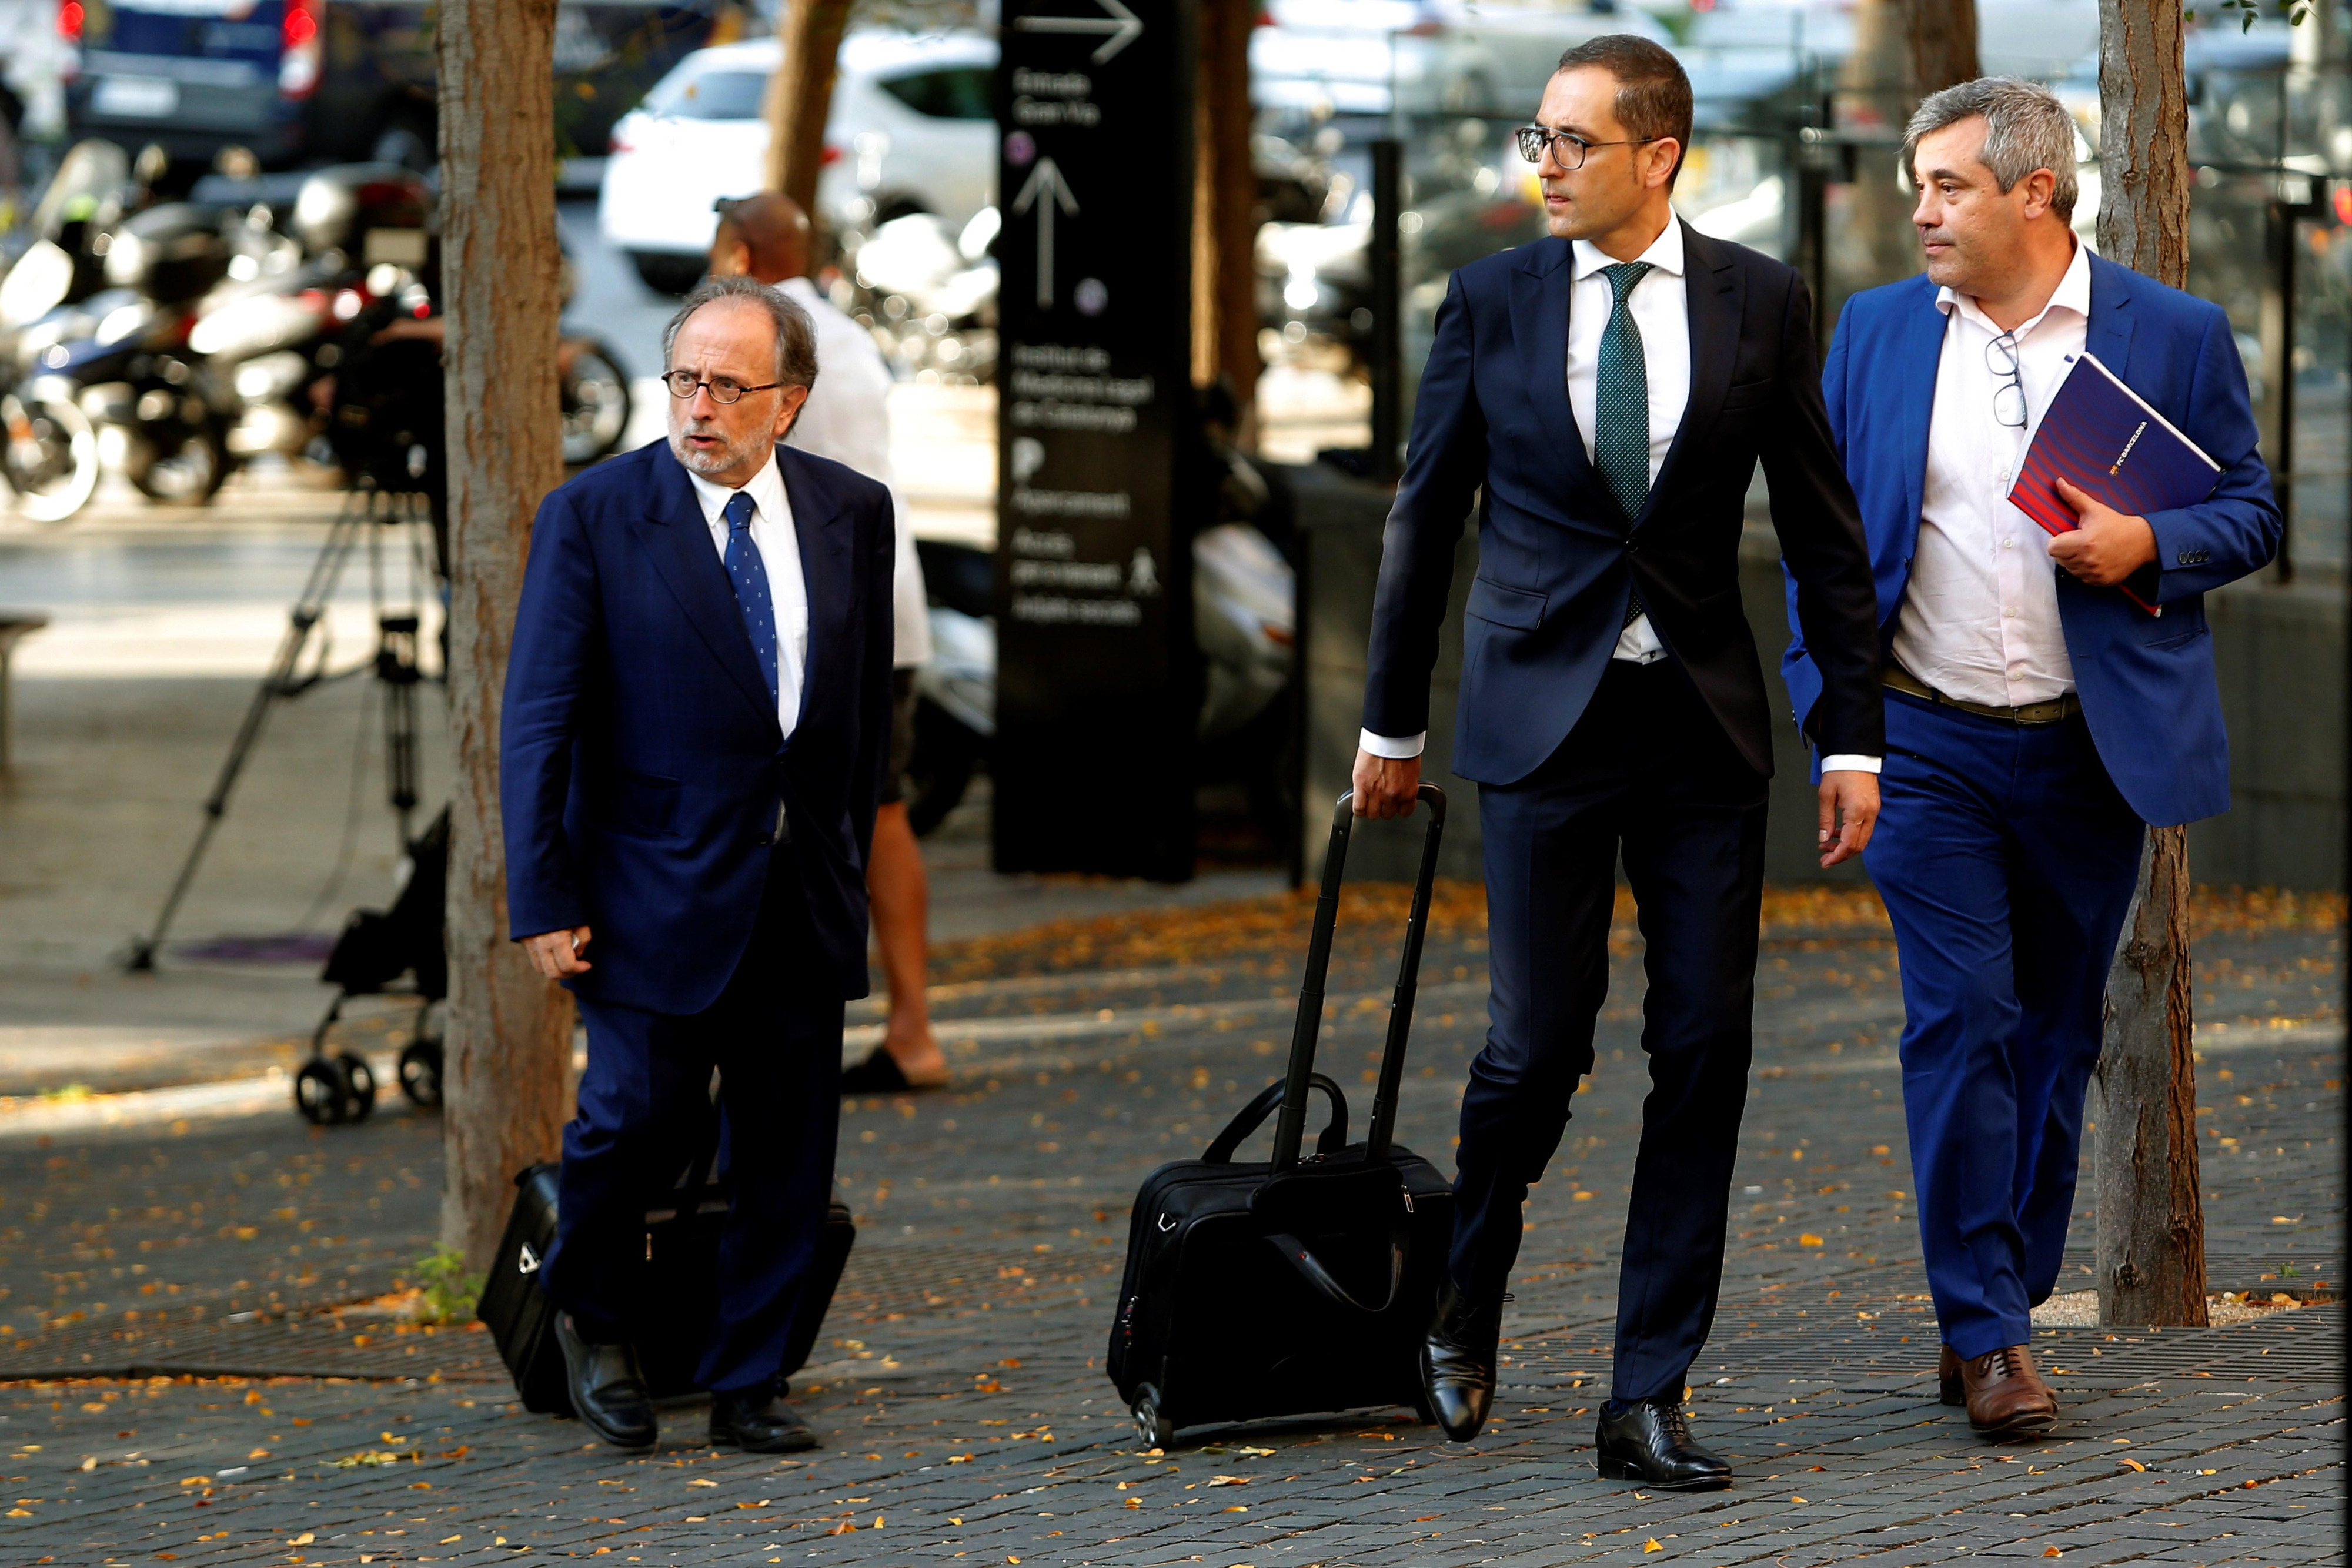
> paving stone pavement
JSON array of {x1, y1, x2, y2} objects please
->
[{"x1": 0, "y1": 907, "x2": 2339, "y2": 1566}]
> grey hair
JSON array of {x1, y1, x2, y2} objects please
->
[
  {"x1": 662, "y1": 273, "x2": 818, "y2": 392},
  {"x1": 1903, "y1": 76, "x2": 2079, "y2": 222}
]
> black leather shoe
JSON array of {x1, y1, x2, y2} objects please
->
[
  {"x1": 1418, "y1": 1279, "x2": 1502, "y2": 1442},
  {"x1": 709, "y1": 1387, "x2": 820, "y2": 1453},
  {"x1": 554, "y1": 1312, "x2": 656, "y2": 1450},
  {"x1": 1595, "y1": 1397, "x2": 1733, "y2": 1491}
]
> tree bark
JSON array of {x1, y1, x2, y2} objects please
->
[
  {"x1": 1193, "y1": 0, "x2": 1260, "y2": 416},
  {"x1": 2093, "y1": 0, "x2": 2206, "y2": 1329},
  {"x1": 1904, "y1": 0, "x2": 1980, "y2": 98},
  {"x1": 437, "y1": 0, "x2": 576, "y2": 1272},
  {"x1": 763, "y1": 0, "x2": 857, "y2": 215}
]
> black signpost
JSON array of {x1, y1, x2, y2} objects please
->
[{"x1": 993, "y1": 0, "x2": 1200, "y2": 880}]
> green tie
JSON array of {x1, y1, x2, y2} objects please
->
[{"x1": 1594, "y1": 260, "x2": 1653, "y2": 626}]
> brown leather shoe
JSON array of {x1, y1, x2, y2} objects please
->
[
  {"x1": 1937, "y1": 1345, "x2": 1962, "y2": 1406},
  {"x1": 1960, "y1": 1343, "x2": 2057, "y2": 1439}
]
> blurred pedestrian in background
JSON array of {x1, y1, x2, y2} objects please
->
[
  {"x1": 502, "y1": 276, "x2": 896, "y2": 1453},
  {"x1": 711, "y1": 192, "x2": 947, "y2": 1093},
  {"x1": 1786, "y1": 77, "x2": 2280, "y2": 1441}
]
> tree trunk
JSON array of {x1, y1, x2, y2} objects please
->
[
  {"x1": 763, "y1": 0, "x2": 856, "y2": 215},
  {"x1": 2093, "y1": 0, "x2": 2206, "y2": 1329},
  {"x1": 1192, "y1": 0, "x2": 1260, "y2": 419},
  {"x1": 1904, "y1": 0, "x2": 1980, "y2": 98},
  {"x1": 437, "y1": 0, "x2": 576, "y2": 1272}
]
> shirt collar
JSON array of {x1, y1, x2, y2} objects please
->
[
  {"x1": 684, "y1": 446, "x2": 784, "y2": 527},
  {"x1": 1571, "y1": 216, "x2": 1684, "y2": 283},
  {"x1": 1936, "y1": 234, "x2": 2090, "y2": 339}
]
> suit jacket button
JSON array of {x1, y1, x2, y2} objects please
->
[{"x1": 754, "y1": 831, "x2": 774, "y2": 847}]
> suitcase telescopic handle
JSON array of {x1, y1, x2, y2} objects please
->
[{"x1": 1269, "y1": 785, "x2": 1448, "y2": 1172}]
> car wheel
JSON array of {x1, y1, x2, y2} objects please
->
[{"x1": 628, "y1": 251, "x2": 707, "y2": 296}]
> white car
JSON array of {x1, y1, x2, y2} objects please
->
[
  {"x1": 1250, "y1": 0, "x2": 1671, "y2": 119},
  {"x1": 600, "y1": 30, "x2": 998, "y2": 294}
]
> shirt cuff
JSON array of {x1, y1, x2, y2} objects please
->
[
  {"x1": 1820, "y1": 754, "x2": 1882, "y2": 775},
  {"x1": 1359, "y1": 729, "x2": 1426, "y2": 760}
]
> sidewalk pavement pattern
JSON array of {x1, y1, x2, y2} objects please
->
[{"x1": 0, "y1": 889, "x2": 2338, "y2": 1566}]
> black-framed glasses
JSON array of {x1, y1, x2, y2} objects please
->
[
  {"x1": 1514, "y1": 125, "x2": 1661, "y2": 170},
  {"x1": 662, "y1": 369, "x2": 783, "y2": 404},
  {"x1": 1986, "y1": 333, "x2": 2026, "y2": 428}
]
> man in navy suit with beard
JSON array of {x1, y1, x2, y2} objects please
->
[
  {"x1": 1354, "y1": 36, "x2": 1884, "y2": 1488},
  {"x1": 500, "y1": 275, "x2": 894, "y2": 1453}
]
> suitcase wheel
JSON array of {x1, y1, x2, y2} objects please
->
[
  {"x1": 399, "y1": 1037, "x2": 444, "y2": 1107},
  {"x1": 1130, "y1": 1383, "x2": 1175, "y2": 1450}
]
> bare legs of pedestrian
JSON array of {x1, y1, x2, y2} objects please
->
[{"x1": 867, "y1": 801, "x2": 948, "y2": 1086}]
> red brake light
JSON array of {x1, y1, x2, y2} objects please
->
[
  {"x1": 280, "y1": 0, "x2": 323, "y2": 98},
  {"x1": 58, "y1": 0, "x2": 84, "y2": 41}
]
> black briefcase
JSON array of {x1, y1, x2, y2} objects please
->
[
  {"x1": 1105, "y1": 787, "x2": 1455, "y2": 1447},
  {"x1": 480, "y1": 1152, "x2": 856, "y2": 1412}
]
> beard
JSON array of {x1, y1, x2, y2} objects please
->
[{"x1": 668, "y1": 414, "x2": 767, "y2": 478}]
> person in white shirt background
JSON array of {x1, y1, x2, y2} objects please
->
[{"x1": 710, "y1": 194, "x2": 947, "y2": 1093}]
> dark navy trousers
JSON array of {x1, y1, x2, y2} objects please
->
[
  {"x1": 1865, "y1": 691, "x2": 2144, "y2": 1360},
  {"x1": 1451, "y1": 657, "x2": 1769, "y2": 1404},
  {"x1": 539, "y1": 854, "x2": 844, "y2": 1396}
]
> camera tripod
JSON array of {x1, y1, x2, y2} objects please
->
[{"x1": 122, "y1": 482, "x2": 443, "y2": 974}]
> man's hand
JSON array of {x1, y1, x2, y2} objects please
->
[
  {"x1": 522, "y1": 925, "x2": 594, "y2": 979},
  {"x1": 1818, "y1": 770, "x2": 1879, "y2": 868},
  {"x1": 2048, "y1": 476, "x2": 2158, "y2": 587},
  {"x1": 1352, "y1": 748, "x2": 1421, "y2": 820}
]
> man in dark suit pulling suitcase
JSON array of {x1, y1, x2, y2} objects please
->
[
  {"x1": 501, "y1": 275, "x2": 895, "y2": 1451},
  {"x1": 1353, "y1": 38, "x2": 1883, "y2": 1487}
]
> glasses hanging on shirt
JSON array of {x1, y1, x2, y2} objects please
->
[{"x1": 1986, "y1": 332, "x2": 2026, "y2": 429}]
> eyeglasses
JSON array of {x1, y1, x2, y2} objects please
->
[
  {"x1": 662, "y1": 370, "x2": 783, "y2": 405},
  {"x1": 1514, "y1": 125, "x2": 1662, "y2": 170},
  {"x1": 1986, "y1": 333, "x2": 2026, "y2": 428}
]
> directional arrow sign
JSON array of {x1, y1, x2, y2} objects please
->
[
  {"x1": 1011, "y1": 0, "x2": 1144, "y2": 64},
  {"x1": 1010, "y1": 156, "x2": 1080, "y2": 309}
]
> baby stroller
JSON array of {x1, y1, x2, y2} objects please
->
[{"x1": 299, "y1": 807, "x2": 449, "y2": 1125}]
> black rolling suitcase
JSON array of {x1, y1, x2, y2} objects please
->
[
  {"x1": 1106, "y1": 786, "x2": 1454, "y2": 1447},
  {"x1": 481, "y1": 1144, "x2": 856, "y2": 1412}
]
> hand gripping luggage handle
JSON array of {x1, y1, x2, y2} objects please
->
[
  {"x1": 1269, "y1": 784, "x2": 1448, "y2": 1172},
  {"x1": 1202, "y1": 1073, "x2": 1349, "y2": 1163}
]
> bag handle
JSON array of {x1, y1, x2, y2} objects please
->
[
  {"x1": 1270, "y1": 785, "x2": 1448, "y2": 1171},
  {"x1": 1202, "y1": 1073, "x2": 1348, "y2": 1164},
  {"x1": 1261, "y1": 1225, "x2": 1411, "y2": 1315}
]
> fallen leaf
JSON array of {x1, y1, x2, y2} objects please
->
[
  {"x1": 2119, "y1": 1458, "x2": 2147, "y2": 1473},
  {"x1": 688, "y1": 1478, "x2": 717, "y2": 1487},
  {"x1": 1207, "y1": 1475, "x2": 1249, "y2": 1486},
  {"x1": 1791, "y1": 1496, "x2": 1809, "y2": 1504},
  {"x1": 1799, "y1": 1233, "x2": 1825, "y2": 1247},
  {"x1": 288, "y1": 1534, "x2": 315, "y2": 1546},
  {"x1": 1123, "y1": 1498, "x2": 1141, "y2": 1509},
  {"x1": 2044, "y1": 1550, "x2": 2063, "y2": 1559},
  {"x1": 1644, "y1": 1542, "x2": 1662, "y2": 1554},
  {"x1": 1412, "y1": 1516, "x2": 1440, "y2": 1522},
  {"x1": 248, "y1": 1449, "x2": 270, "y2": 1460}
]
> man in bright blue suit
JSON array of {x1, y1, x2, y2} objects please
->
[
  {"x1": 1783, "y1": 79, "x2": 2278, "y2": 1439},
  {"x1": 502, "y1": 275, "x2": 894, "y2": 1453}
]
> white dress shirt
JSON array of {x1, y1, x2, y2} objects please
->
[
  {"x1": 685, "y1": 452, "x2": 810, "y2": 741},
  {"x1": 776, "y1": 275, "x2": 931, "y2": 671},
  {"x1": 1360, "y1": 221, "x2": 1876, "y2": 771},
  {"x1": 1892, "y1": 238, "x2": 2090, "y2": 708}
]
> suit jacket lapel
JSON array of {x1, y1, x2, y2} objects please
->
[
  {"x1": 628, "y1": 446, "x2": 783, "y2": 737},
  {"x1": 1642, "y1": 222, "x2": 1738, "y2": 526},
  {"x1": 2083, "y1": 255, "x2": 2136, "y2": 383},
  {"x1": 778, "y1": 445, "x2": 854, "y2": 737},
  {"x1": 1510, "y1": 239, "x2": 1602, "y2": 500},
  {"x1": 1892, "y1": 281, "x2": 1949, "y2": 561}
]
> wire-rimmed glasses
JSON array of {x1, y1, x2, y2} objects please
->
[
  {"x1": 1514, "y1": 125, "x2": 1659, "y2": 170},
  {"x1": 1986, "y1": 333, "x2": 2026, "y2": 428},
  {"x1": 661, "y1": 370, "x2": 783, "y2": 404}
]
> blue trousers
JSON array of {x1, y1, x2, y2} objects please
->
[
  {"x1": 539, "y1": 856, "x2": 844, "y2": 1395},
  {"x1": 1452, "y1": 658, "x2": 1769, "y2": 1403},
  {"x1": 1866, "y1": 691, "x2": 2144, "y2": 1359}
]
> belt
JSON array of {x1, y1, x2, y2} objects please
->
[{"x1": 1882, "y1": 664, "x2": 2080, "y2": 725}]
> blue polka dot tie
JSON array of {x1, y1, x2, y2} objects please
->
[
  {"x1": 1595, "y1": 260, "x2": 1654, "y2": 626},
  {"x1": 721, "y1": 489, "x2": 780, "y2": 712}
]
